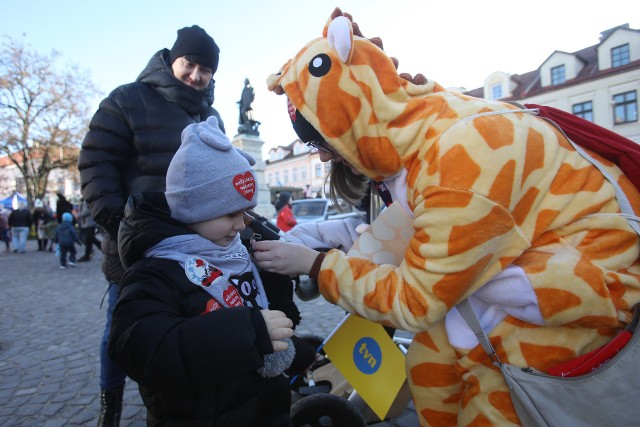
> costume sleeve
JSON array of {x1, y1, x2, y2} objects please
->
[
  {"x1": 78, "y1": 89, "x2": 134, "y2": 238},
  {"x1": 318, "y1": 188, "x2": 531, "y2": 332},
  {"x1": 109, "y1": 272, "x2": 274, "y2": 390}
]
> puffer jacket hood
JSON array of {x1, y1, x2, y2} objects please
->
[
  {"x1": 118, "y1": 192, "x2": 191, "y2": 270},
  {"x1": 137, "y1": 49, "x2": 216, "y2": 118}
]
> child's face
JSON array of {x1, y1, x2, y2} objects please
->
[{"x1": 188, "y1": 210, "x2": 247, "y2": 246}]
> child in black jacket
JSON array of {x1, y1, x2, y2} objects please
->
[
  {"x1": 109, "y1": 117, "x2": 315, "y2": 426},
  {"x1": 54, "y1": 212, "x2": 82, "y2": 269}
]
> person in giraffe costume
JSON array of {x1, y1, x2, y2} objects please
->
[{"x1": 253, "y1": 8, "x2": 640, "y2": 426}]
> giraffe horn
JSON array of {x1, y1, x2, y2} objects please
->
[{"x1": 327, "y1": 16, "x2": 353, "y2": 63}]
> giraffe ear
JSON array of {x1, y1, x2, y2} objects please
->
[{"x1": 327, "y1": 16, "x2": 353, "y2": 63}]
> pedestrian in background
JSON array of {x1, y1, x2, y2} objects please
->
[
  {"x1": 8, "y1": 201, "x2": 32, "y2": 254},
  {"x1": 32, "y1": 199, "x2": 53, "y2": 251},
  {"x1": 275, "y1": 191, "x2": 296, "y2": 232},
  {"x1": 77, "y1": 200, "x2": 101, "y2": 262},
  {"x1": 78, "y1": 24, "x2": 225, "y2": 426},
  {"x1": 55, "y1": 193, "x2": 74, "y2": 224},
  {"x1": 54, "y1": 212, "x2": 82, "y2": 269},
  {"x1": 110, "y1": 117, "x2": 314, "y2": 426},
  {"x1": 0, "y1": 207, "x2": 11, "y2": 252}
]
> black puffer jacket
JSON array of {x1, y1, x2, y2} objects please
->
[
  {"x1": 111, "y1": 193, "x2": 314, "y2": 426},
  {"x1": 78, "y1": 49, "x2": 224, "y2": 284}
]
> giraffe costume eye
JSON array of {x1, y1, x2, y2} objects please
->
[{"x1": 309, "y1": 54, "x2": 331, "y2": 77}]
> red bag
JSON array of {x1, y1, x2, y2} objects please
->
[{"x1": 525, "y1": 103, "x2": 640, "y2": 191}]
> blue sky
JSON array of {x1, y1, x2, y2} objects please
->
[{"x1": 2, "y1": 0, "x2": 637, "y2": 155}]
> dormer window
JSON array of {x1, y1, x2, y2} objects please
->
[
  {"x1": 611, "y1": 44, "x2": 630, "y2": 68},
  {"x1": 551, "y1": 65, "x2": 566, "y2": 85},
  {"x1": 491, "y1": 84, "x2": 502, "y2": 100}
]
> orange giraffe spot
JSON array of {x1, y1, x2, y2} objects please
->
[
  {"x1": 407, "y1": 233, "x2": 428, "y2": 270},
  {"x1": 351, "y1": 40, "x2": 402, "y2": 94},
  {"x1": 520, "y1": 342, "x2": 576, "y2": 371},
  {"x1": 433, "y1": 254, "x2": 493, "y2": 309},
  {"x1": 423, "y1": 188, "x2": 474, "y2": 208},
  {"x1": 570, "y1": 199, "x2": 610, "y2": 223},
  {"x1": 473, "y1": 114, "x2": 515, "y2": 149},
  {"x1": 576, "y1": 229, "x2": 638, "y2": 260},
  {"x1": 488, "y1": 391, "x2": 519, "y2": 424},
  {"x1": 316, "y1": 59, "x2": 361, "y2": 138},
  {"x1": 574, "y1": 255, "x2": 607, "y2": 297},
  {"x1": 441, "y1": 145, "x2": 481, "y2": 189},
  {"x1": 412, "y1": 331, "x2": 439, "y2": 352},
  {"x1": 606, "y1": 277, "x2": 626, "y2": 310},
  {"x1": 467, "y1": 336, "x2": 508, "y2": 368},
  {"x1": 467, "y1": 414, "x2": 493, "y2": 427},
  {"x1": 348, "y1": 257, "x2": 378, "y2": 279},
  {"x1": 522, "y1": 127, "x2": 545, "y2": 187},
  {"x1": 449, "y1": 206, "x2": 515, "y2": 256},
  {"x1": 399, "y1": 282, "x2": 429, "y2": 317},
  {"x1": 363, "y1": 270, "x2": 398, "y2": 313},
  {"x1": 618, "y1": 175, "x2": 640, "y2": 214},
  {"x1": 488, "y1": 160, "x2": 515, "y2": 208},
  {"x1": 513, "y1": 249, "x2": 553, "y2": 274},
  {"x1": 424, "y1": 142, "x2": 440, "y2": 176},
  {"x1": 566, "y1": 315, "x2": 618, "y2": 329},
  {"x1": 422, "y1": 408, "x2": 458, "y2": 427},
  {"x1": 535, "y1": 288, "x2": 582, "y2": 318},
  {"x1": 443, "y1": 390, "x2": 461, "y2": 404},
  {"x1": 410, "y1": 362, "x2": 460, "y2": 387},
  {"x1": 318, "y1": 269, "x2": 340, "y2": 304},
  {"x1": 554, "y1": 126, "x2": 573, "y2": 151},
  {"x1": 389, "y1": 98, "x2": 444, "y2": 128},
  {"x1": 357, "y1": 136, "x2": 402, "y2": 174},
  {"x1": 504, "y1": 316, "x2": 543, "y2": 328},
  {"x1": 461, "y1": 375, "x2": 480, "y2": 408},
  {"x1": 550, "y1": 163, "x2": 605, "y2": 195},
  {"x1": 512, "y1": 186, "x2": 540, "y2": 226},
  {"x1": 533, "y1": 209, "x2": 560, "y2": 239}
]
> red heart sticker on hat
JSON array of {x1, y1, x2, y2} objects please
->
[{"x1": 233, "y1": 172, "x2": 255, "y2": 200}]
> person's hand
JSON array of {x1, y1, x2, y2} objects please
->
[
  {"x1": 252, "y1": 240, "x2": 319, "y2": 276},
  {"x1": 261, "y1": 309, "x2": 294, "y2": 352}
]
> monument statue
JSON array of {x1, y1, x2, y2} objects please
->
[{"x1": 237, "y1": 78, "x2": 260, "y2": 136}]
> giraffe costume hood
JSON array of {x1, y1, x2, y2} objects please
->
[{"x1": 268, "y1": 8, "x2": 640, "y2": 426}]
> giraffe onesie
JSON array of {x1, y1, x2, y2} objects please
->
[{"x1": 267, "y1": 10, "x2": 640, "y2": 426}]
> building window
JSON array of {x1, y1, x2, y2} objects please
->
[
  {"x1": 572, "y1": 101, "x2": 593, "y2": 121},
  {"x1": 551, "y1": 65, "x2": 565, "y2": 86},
  {"x1": 315, "y1": 164, "x2": 322, "y2": 178},
  {"x1": 491, "y1": 84, "x2": 502, "y2": 100},
  {"x1": 268, "y1": 173, "x2": 272, "y2": 185},
  {"x1": 613, "y1": 90, "x2": 637, "y2": 124},
  {"x1": 301, "y1": 165, "x2": 307, "y2": 180},
  {"x1": 283, "y1": 169, "x2": 289, "y2": 183},
  {"x1": 611, "y1": 44, "x2": 630, "y2": 68},
  {"x1": 292, "y1": 167, "x2": 299, "y2": 182},
  {"x1": 275, "y1": 171, "x2": 280, "y2": 186}
]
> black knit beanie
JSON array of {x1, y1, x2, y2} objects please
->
[{"x1": 169, "y1": 25, "x2": 220, "y2": 72}]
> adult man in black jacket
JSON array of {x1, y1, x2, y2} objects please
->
[{"x1": 78, "y1": 25, "x2": 224, "y2": 427}]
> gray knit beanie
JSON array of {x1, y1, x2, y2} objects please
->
[{"x1": 166, "y1": 116, "x2": 257, "y2": 224}]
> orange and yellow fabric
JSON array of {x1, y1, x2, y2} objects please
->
[{"x1": 267, "y1": 8, "x2": 640, "y2": 426}]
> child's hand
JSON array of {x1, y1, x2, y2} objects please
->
[{"x1": 260, "y1": 309, "x2": 293, "y2": 352}]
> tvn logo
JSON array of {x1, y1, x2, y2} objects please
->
[{"x1": 353, "y1": 337, "x2": 382, "y2": 374}]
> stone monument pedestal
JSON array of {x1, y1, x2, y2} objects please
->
[{"x1": 231, "y1": 133, "x2": 275, "y2": 219}]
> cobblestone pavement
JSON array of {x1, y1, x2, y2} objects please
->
[{"x1": 0, "y1": 240, "x2": 418, "y2": 426}]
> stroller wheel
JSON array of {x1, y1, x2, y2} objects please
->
[{"x1": 291, "y1": 393, "x2": 367, "y2": 427}]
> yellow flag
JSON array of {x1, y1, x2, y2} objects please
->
[{"x1": 323, "y1": 313, "x2": 407, "y2": 420}]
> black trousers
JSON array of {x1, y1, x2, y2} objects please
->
[{"x1": 79, "y1": 226, "x2": 101, "y2": 258}]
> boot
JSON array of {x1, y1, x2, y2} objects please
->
[{"x1": 97, "y1": 385, "x2": 124, "y2": 427}]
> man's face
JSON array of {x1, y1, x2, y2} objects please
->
[{"x1": 171, "y1": 56, "x2": 213, "y2": 90}]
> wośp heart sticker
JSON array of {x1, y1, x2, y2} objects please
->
[{"x1": 233, "y1": 172, "x2": 255, "y2": 200}]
